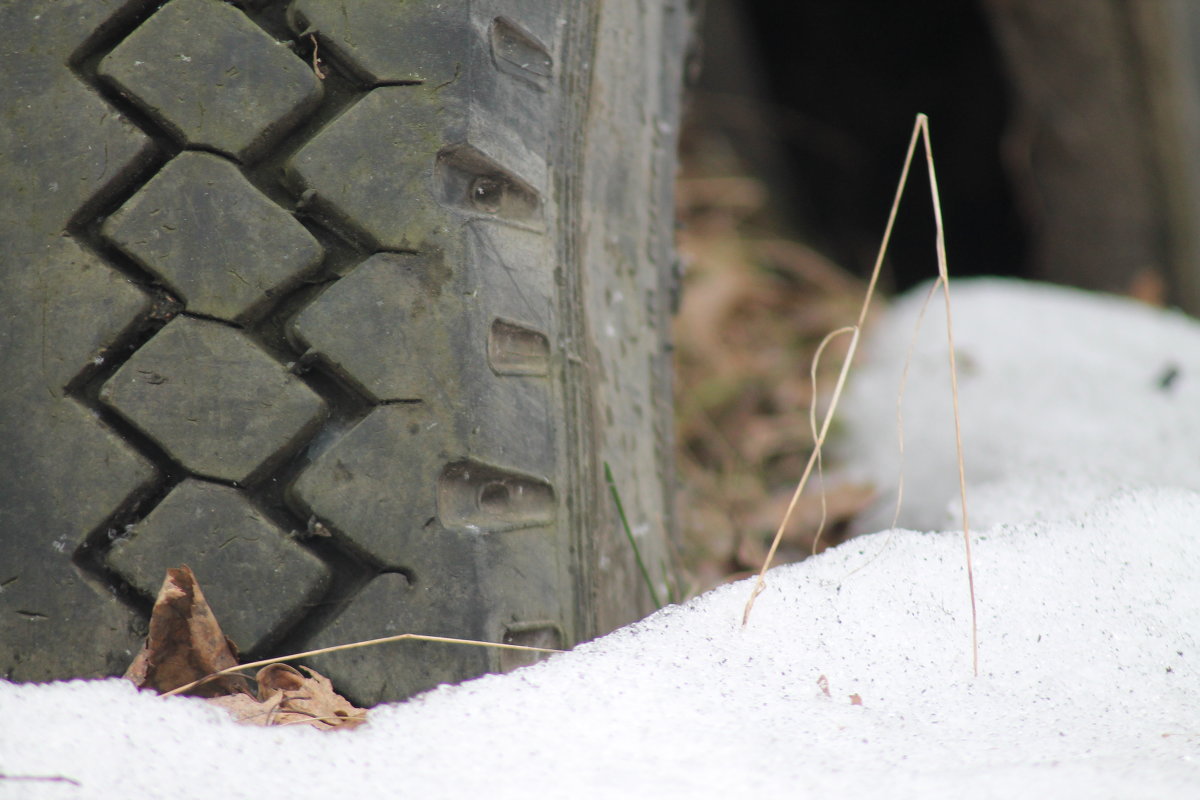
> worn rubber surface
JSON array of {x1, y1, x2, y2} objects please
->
[{"x1": 0, "y1": 0, "x2": 689, "y2": 703}]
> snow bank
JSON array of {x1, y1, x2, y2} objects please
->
[
  {"x1": 3, "y1": 279, "x2": 1198, "y2": 799},
  {"x1": 841, "y1": 278, "x2": 1200, "y2": 531}
]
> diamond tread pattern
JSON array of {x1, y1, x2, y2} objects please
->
[
  {"x1": 102, "y1": 151, "x2": 325, "y2": 323},
  {"x1": 98, "y1": 0, "x2": 324, "y2": 162},
  {"x1": 0, "y1": 0, "x2": 579, "y2": 703}
]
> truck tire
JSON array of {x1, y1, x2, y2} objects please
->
[{"x1": 0, "y1": 0, "x2": 689, "y2": 704}]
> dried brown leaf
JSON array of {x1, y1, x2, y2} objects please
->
[
  {"x1": 211, "y1": 664, "x2": 367, "y2": 730},
  {"x1": 206, "y1": 692, "x2": 281, "y2": 726},
  {"x1": 205, "y1": 664, "x2": 367, "y2": 730},
  {"x1": 123, "y1": 565, "x2": 250, "y2": 698}
]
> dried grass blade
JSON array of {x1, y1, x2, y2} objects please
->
[
  {"x1": 741, "y1": 117, "x2": 925, "y2": 625},
  {"x1": 163, "y1": 634, "x2": 565, "y2": 698},
  {"x1": 920, "y1": 119, "x2": 978, "y2": 676},
  {"x1": 742, "y1": 114, "x2": 979, "y2": 680}
]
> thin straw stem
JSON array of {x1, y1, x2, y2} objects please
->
[
  {"x1": 163, "y1": 634, "x2": 564, "y2": 698},
  {"x1": 741, "y1": 118, "x2": 924, "y2": 625},
  {"x1": 741, "y1": 114, "x2": 979, "y2": 678},
  {"x1": 920, "y1": 121, "x2": 978, "y2": 676}
]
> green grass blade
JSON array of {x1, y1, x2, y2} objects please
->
[{"x1": 604, "y1": 462, "x2": 663, "y2": 609}]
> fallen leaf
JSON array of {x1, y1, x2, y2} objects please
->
[
  {"x1": 210, "y1": 664, "x2": 366, "y2": 730},
  {"x1": 817, "y1": 674, "x2": 831, "y2": 697},
  {"x1": 124, "y1": 566, "x2": 250, "y2": 698},
  {"x1": 850, "y1": 694, "x2": 863, "y2": 706},
  {"x1": 207, "y1": 692, "x2": 280, "y2": 725}
]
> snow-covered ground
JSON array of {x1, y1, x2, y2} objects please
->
[{"x1": 3, "y1": 278, "x2": 1198, "y2": 799}]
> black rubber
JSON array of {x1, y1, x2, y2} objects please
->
[{"x1": 0, "y1": 0, "x2": 690, "y2": 704}]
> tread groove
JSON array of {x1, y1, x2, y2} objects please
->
[{"x1": 1, "y1": 0, "x2": 685, "y2": 699}]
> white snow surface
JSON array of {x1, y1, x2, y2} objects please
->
[
  {"x1": 840, "y1": 278, "x2": 1200, "y2": 532},
  {"x1": 3, "y1": 278, "x2": 1198, "y2": 799}
]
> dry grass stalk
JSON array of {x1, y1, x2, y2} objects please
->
[
  {"x1": 163, "y1": 634, "x2": 564, "y2": 698},
  {"x1": 807, "y1": 326, "x2": 857, "y2": 555},
  {"x1": 741, "y1": 113, "x2": 979, "y2": 676},
  {"x1": 920, "y1": 121, "x2": 979, "y2": 677},
  {"x1": 673, "y1": 152, "x2": 868, "y2": 586}
]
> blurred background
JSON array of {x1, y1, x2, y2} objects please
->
[{"x1": 672, "y1": 0, "x2": 1200, "y2": 589}]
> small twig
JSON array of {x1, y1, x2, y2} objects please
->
[
  {"x1": 163, "y1": 634, "x2": 564, "y2": 698},
  {"x1": 309, "y1": 34, "x2": 326, "y2": 80},
  {"x1": 277, "y1": 714, "x2": 358, "y2": 727}
]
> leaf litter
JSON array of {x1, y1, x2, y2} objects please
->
[
  {"x1": 674, "y1": 130, "x2": 875, "y2": 591},
  {"x1": 126, "y1": 565, "x2": 366, "y2": 730},
  {"x1": 207, "y1": 665, "x2": 366, "y2": 730},
  {"x1": 126, "y1": 565, "x2": 562, "y2": 722},
  {"x1": 123, "y1": 565, "x2": 251, "y2": 699}
]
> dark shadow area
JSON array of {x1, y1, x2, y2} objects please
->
[{"x1": 691, "y1": 0, "x2": 1028, "y2": 291}]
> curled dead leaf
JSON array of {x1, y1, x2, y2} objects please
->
[
  {"x1": 209, "y1": 664, "x2": 366, "y2": 730},
  {"x1": 123, "y1": 565, "x2": 250, "y2": 698}
]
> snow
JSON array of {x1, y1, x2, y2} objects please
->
[
  {"x1": 3, "y1": 278, "x2": 1198, "y2": 799},
  {"x1": 840, "y1": 278, "x2": 1200, "y2": 531}
]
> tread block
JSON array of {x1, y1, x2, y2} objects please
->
[
  {"x1": 289, "y1": 242, "x2": 557, "y2": 475},
  {"x1": 288, "y1": 252, "x2": 453, "y2": 403},
  {"x1": 0, "y1": 553, "x2": 145, "y2": 681},
  {"x1": 299, "y1": 572, "x2": 489, "y2": 706},
  {"x1": 0, "y1": 396, "x2": 155, "y2": 681},
  {"x1": 289, "y1": 405, "x2": 441, "y2": 568},
  {"x1": 286, "y1": 86, "x2": 440, "y2": 251},
  {"x1": 100, "y1": 316, "x2": 327, "y2": 484},
  {"x1": 287, "y1": 85, "x2": 546, "y2": 250},
  {"x1": 2, "y1": 237, "x2": 152, "y2": 399},
  {"x1": 98, "y1": 0, "x2": 323, "y2": 162},
  {"x1": 287, "y1": 0, "x2": 468, "y2": 86},
  {"x1": 0, "y1": 396, "x2": 158, "y2": 554},
  {"x1": 0, "y1": 78, "x2": 155, "y2": 241},
  {"x1": 107, "y1": 479, "x2": 330, "y2": 653},
  {"x1": 287, "y1": 0, "x2": 557, "y2": 182},
  {"x1": 437, "y1": 460, "x2": 554, "y2": 532},
  {"x1": 0, "y1": 0, "x2": 159, "y2": 63},
  {"x1": 103, "y1": 152, "x2": 324, "y2": 323}
]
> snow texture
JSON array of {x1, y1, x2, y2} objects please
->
[
  {"x1": 840, "y1": 278, "x2": 1200, "y2": 531},
  {"x1": 2, "y1": 279, "x2": 1197, "y2": 799}
]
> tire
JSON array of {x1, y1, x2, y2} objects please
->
[{"x1": 0, "y1": 0, "x2": 690, "y2": 704}]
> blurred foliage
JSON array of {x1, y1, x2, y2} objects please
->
[{"x1": 673, "y1": 126, "x2": 877, "y2": 592}]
